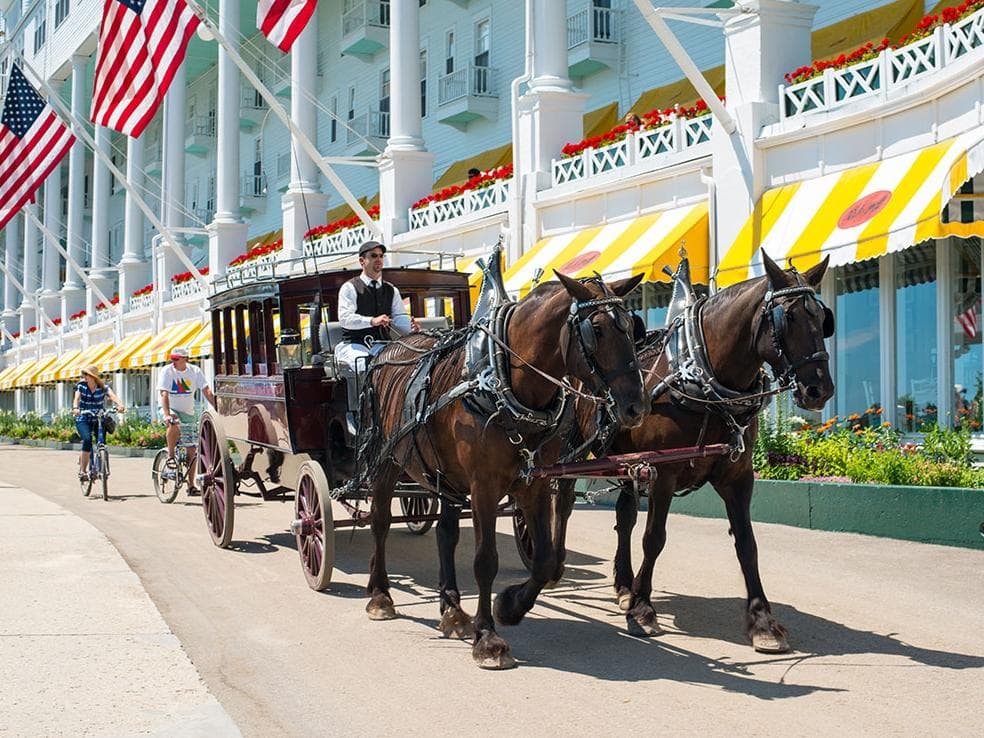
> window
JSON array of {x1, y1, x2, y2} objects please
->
[
  {"x1": 330, "y1": 95, "x2": 338, "y2": 143},
  {"x1": 206, "y1": 176, "x2": 216, "y2": 213},
  {"x1": 33, "y1": 7, "x2": 46, "y2": 53},
  {"x1": 420, "y1": 50, "x2": 427, "y2": 117},
  {"x1": 896, "y1": 243, "x2": 938, "y2": 431},
  {"x1": 474, "y1": 18, "x2": 491, "y2": 94},
  {"x1": 592, "y1": 0, "x2": 613, "y2": 42},
  {"x1": 347, "y1": 86, "x2": 356, "y2": 121},
  {"x1": 951, "y1": 238, "x2": 982, "y2": 430},
  {"x1": 445, "y1": 30, "x2": 455, "y2": 75},
  {"x1": 834, "y1": 259, "x2": 881, "y2": 420},
  {"x1": 54, "y1": 0, "x2": 69, "y2": 28},
  {"x1": 252, "y1": 139, "x2": 264, "y2": 196}
]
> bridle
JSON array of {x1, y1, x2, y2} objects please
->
[
  {"x1": 564, "y1": 288, "x2": 642, "y2": 398},
  {"x1": 761, "y1": 283, "x2": 834, "y2": 388}
]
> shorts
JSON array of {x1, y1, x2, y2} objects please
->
[{"x1": 161, "y1": 409, "x2": 201, "y2": 448}]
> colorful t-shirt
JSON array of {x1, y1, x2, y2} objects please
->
[{"x1": 157, "y1": 364, "x2": 208, "y2": 415}]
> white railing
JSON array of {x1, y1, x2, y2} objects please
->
[
  {"x1": 304, "y1": 224, "x2": 375, "y2": 258},
  {"x1": 186, "y1": 114, "x2": 216, "y2": 138},
  {"x1": 780, "y1": 8, "x2": 984, "y2": 119},
  {"x1": 408, "y1": 178, "x2": 511, "y2": 230},
  {"x1": 170, "y1": 279, "x2": 203, "y2": 301},
  {"x1": 241, "y1": 83, "x2": 266, "y2": 110},
  {"x1": 342, "y1": 0, "x2": 390, "y2": 35},
  {"x1": 346, "y1": 109, "x2": 390, "y2": 145},
  {"x1": 67, "y1": 316, "x2": 86, "y2": 333},
  {"x1": 241, "y1": 172, "x2": 268, "y2": 198},
  {"x1": 438, "y1": 65, "x2": 498, "y2": 105},
  {"x1": 225, "y1": 254, "x2": 278, "y2": 285},
  {"x1": 93, "y1": 307, "x2": 115, "y2": 324},
  {"x1": 129, "y1": 292, "x2": 154, "y2": 312},
  {"x1": 567, "y1": 5, "x2": 619, "y2": 48},
  {"x1": 551, "y1": 114, "x2": 714, "y2": 187}
]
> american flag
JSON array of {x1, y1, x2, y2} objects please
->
[
  {"x1": 0, "y1": 63, "x2": 75, "y2": 231},
  {"x1": 258, "y1": 0, "x2": 318, "y2": 52},
  {"x1": 90, "y1": 0, "x2": 200, "y2": 138},
  {"x1": 957, "y1": 302, "x2": 978, "y2": 340}
]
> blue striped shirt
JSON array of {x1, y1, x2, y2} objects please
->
[{"x1": 76, "y1": 381, "x2": 111, "y2": 414}]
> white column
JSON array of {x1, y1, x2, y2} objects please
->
[
  {"x1": 711, "y1": 0, "x2": 817, "y2": 266},
  {"x1": 209, "y1": 0, "x2": 248, "y2": 275},
  {"x1": 3, "y1": 214, "x2": 21, "y2": 333},
  {"x1": 281, "y1": 6, "x2": 328, "y2": 259},
  {"x1": 88, "y1": 125, "x2": 114, "y2": 315},
  {"x1": 118, "y1": 137, "x2": 150, "y2": 308},
  {"x1": 62, "y1": 55, "x2": 88, "y2": 318},
  {"x1": 162, "y1": 61, "x2": 189, "y2": 291},
  {"x1": 20, "y1": 203, "x2": 40, "y2": 334},
  {"x1": 529, "y1": 0, "x2": 574, "y2": 93},
  {"x1": 379, "y1": 0, "x2": 433, "y2": 242},
  {"x1": 40, "y1": 74, "x2": 63, "y2": 323}
]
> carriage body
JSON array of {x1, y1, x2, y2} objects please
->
[{"x1": 196, "y1": 264, "x2": 473, "y2": 585}]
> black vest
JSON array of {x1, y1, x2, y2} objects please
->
[{"x1": 342, "y1": 277, "x2": 395, "y2": 346}]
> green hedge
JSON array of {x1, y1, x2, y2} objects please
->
[{"x1": 0, "y1": 411, "x2": 167, "y2": 449}]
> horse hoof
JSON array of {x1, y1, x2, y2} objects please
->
[
  {"x1": 543, "y1": 579, "x2": 559, "y2": 590},
  {"x1": 473, "y1": 631, "x2": 516, "y2": 670},
  {"x1": 626, "y1": 602, "x2": 662, "y2": 637},
  {"x1": 475, "y1": 652, "x2": 517, "y2": 670},
  {"x1": 752, "y1": 631, "x2": 790, "y2": 653},
  {"x1": 493, "y1": 586, "x2": 526, "y2": 627},
  {"x1": 543, "y1": 564, "x2": 565, "y2": 588},
  {"x1": 616, "y1": 588, "x2": 633, "y2": 612},
  {"x1": 366, "y1": 594, "x2": 397, "y2": 621},
  {"x1": 439, "y1": 608, "x2": 474, "y2": 640}
]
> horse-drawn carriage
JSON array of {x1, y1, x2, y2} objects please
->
[{"x1": 195, "y1": 262, "x2": 477, "y2": 589}]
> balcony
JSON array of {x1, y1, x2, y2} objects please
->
[
  {"x1": 304, "y1": 224, "x2": 375, "y2": 259},
  {"x1": 567, "y1": 5, "x2": 620, "y2": 79},
  {"x1": 240, "y1": 83, "x2": 267, "y2": 131},
  {"x1": 240, "y1": 172, "x2": 268, "y2": 213},
  {"x1": 437, "y1": 66, "x2": 499, "y2": 130},
  {"x1": 346, "y1": 109, "x2": 389, "y2": 155},
  {"x1": 185, "y1": 115, "x2": 216, "y2": 156},
  {"x1": 409, "y1": 177, "x2": 511, "y2": 230},
  {"x1": 341, "y1": 1, "x2": 389, "y2": 59}
]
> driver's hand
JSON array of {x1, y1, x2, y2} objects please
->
[
  {"x1": 116, "y1": 404, "x2": 125, "y2": 413},
  {"x1": 370, "y1": 314, "x2": 392, "y2": 328},
  {"x1": 410, "y1": 317, "x2": 420, "y2": 332}
]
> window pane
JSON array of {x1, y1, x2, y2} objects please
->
[
  {"x1": 835, "y1": 258, "x2": 880, "y2": 418},
  {"x1": 896, "y1": 243, "x2": 938, "y2": 431},
  {"x1": 951, "y1": 238, "x2": 982, "y2": 430}
]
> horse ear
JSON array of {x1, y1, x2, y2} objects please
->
[
  {"x1": 760, "y1": 249, "x2": 786, "y2": 288},
  {"x1": 803, "y1": 255, "x2": 830, "y2": 289},
  {"x1": 608, "y1": 273, "x2": 645, "y2": 298},
  {"x1": 555, "y1": 271, "x2": 593, "y2": 301}
]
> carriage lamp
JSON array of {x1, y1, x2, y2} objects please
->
[{"x1": 278, "y1": 330, "x2": 302, "y2": 369}]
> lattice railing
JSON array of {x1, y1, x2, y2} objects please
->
[
  {"x1": 170, "y1": 279, "x2": 203, "y2": 301},
  {"x1": 781, "y1": 7, "x2": 984, "y2": 119},
  {"x1": 129, "y1": 293, "x2": 154, "y2": 312},
  {"x1": 304, "y1": 224, "x2": 374, "y2": 258},
  {"x1": 408, "y1": 178, "x2": 511, "y2": 230},
  {"x1": 551, "y1": 113, "x2": 714, "y2": 187},
  {"x1": 67, "y1": 316, "x2": 86, "y2": 333},
  {"x1": 93, "y1": 308, "x2": 114, "y2": 325}
]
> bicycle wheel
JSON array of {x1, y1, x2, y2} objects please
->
[
  {"x1": 81, "y1": 455, "x2": 95, "y2": 498},
  {"x1": 152, "y1": 449, "x2": 180, "y2": 503},
  {"x1": 100, "y1": 448, "x2": 110, "y2": 501}
]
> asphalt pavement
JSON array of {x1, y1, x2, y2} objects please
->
[{"x1": 1, "y1": 444, "x2": 982, "y2": 737}]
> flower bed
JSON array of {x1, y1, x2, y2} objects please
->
[
  {"x1": 69, "y1": 310, "x2": 86, "y2": 321},
  {"x1": 95, "y1": 295, "x2": 120, "y2": 311},
  {"x1": 411, "y1": 165, "x2": 513, "y2": 211},
  {"x1": 131, "y1": 283, "x2": 153, "y2": 299},
  {"x1": 304, "y1": 205, "x2": 380, "y2": 241},
  {"x1": 0, "y1": 410, "x2": 166, "y2": 449},
  {"x1": 784, "y1": 0, "x2": 983, "y2": 84},
  {"x1": 171, "y1": 266, "x2": 209, "y2": 285},
  {"x1": 229, "y1": 238, "x2": 283, "y2": 269}
]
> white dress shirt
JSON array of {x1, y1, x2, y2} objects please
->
[{"x1": 337, "y1": 272, "x2": 412, "y2": 335}]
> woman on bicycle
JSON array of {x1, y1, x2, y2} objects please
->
[{"x1": 73, "y1": 365, "x2": 125, "y2": 481}]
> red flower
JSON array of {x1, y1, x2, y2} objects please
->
[
  {"x1": 51, "y1": 318, "x2": 62, "y2": 326},
  {"x1": 11, "y1": 331, "x2": 20, "y2": 339},
  {"x1": 131, "y1": 283, "x2": 154, "y2": 298},
  {"x1": 27, "y1": 326, "x2": 37, "y2": 334},
  {"x1": 69, "y1": 310, "x2": 87, "y2": 321},
  {"x1": 304, "y1": 204, "x2": 381, "y2": 240},
  {"x1": 410, "y1": 165, "x2": 514, "y2": 210}
]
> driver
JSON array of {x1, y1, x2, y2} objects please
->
[{"x1": 335, "y1": 240, "x2": 419, "y2": 376}]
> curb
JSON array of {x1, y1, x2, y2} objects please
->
[{"x1": 0, "y1": 437, "x2": 161, "y2": 458}]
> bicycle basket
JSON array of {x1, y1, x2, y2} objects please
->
[{"x1": 102, "y1": 413, "x2": 117, "y2": 435}]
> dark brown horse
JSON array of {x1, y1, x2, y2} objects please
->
[
  {"x1": 555, "y1": 251, "x2": 834, "y2": 652},
  {"x1": 359, "y1": 273, "x2": 647, "y2": 668}
]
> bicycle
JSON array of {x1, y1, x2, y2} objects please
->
[
  {"x1": 151, "y1": 448, "x2": 192, "y2": 503},
  {"x1": 79, "y1": 409, "x2": 116, "y2": 501}
]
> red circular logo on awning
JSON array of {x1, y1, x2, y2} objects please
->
[
  {"x1": 837, "y1": 190, "x2": 892, "y2": 229},
  {"x1": 558, "y1": 250, "x2": 601, "y2": 274}
]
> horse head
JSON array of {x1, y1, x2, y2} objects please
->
[
  {"x1": 759, "y1": 251, "x2": 835, "y2": 411},
  {"x1": 555, "y1": 272, "x2": 648, "y2": 428}
]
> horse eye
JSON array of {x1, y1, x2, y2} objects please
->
[{"x1": 593, "y1": 323, "x2": 603, "y2": 337}]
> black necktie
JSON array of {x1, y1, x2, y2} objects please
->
[{"x1": 370, "y1": 280, "x2": 378, "y2": 289}]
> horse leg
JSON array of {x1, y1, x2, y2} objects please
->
[
  {"x1": 471, "y1": 490, "x2": 515, "y2": 669},
  {"x1": 436, "y1": 501, "x2": 473, "y2": 639},
  {"x1": 613, "y1": 481, "x2": 639, "y2": 611},
  {"x1": 365, "y1": 463, "x2": 399, "y2": 621},
  {"x1": 624, "y1": 480, "x2": 672, "y2": 637},
  {"x1": 716, "y1": 473, "x2": 790, "y2": 653},
  {"x1": 545, "y1": 480, "x2": 576, "y2": 587},
  {"x1": 494, "y1": 486, "x2": 556, "y2": 626}
]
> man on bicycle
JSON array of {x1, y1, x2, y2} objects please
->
[{"x1": 158, "y1": 346, "x2": 216, "y2": 495}]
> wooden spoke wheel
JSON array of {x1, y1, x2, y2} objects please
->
[
  {"x1": 512, "y1": 501, "x2": 535, "y2": 572},
  {"x1": 293, "y1": 461, "x2": 335, "y2": 591},
  {"x1": 198, "y1": 411, "x2": 236, "y2": 548},
  {"x1": 399, "y1": 494, "x2": 438, "y2": 535}
]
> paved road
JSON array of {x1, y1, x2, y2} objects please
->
[{"x1": 2, "y1": 446, "x2": 982, "y2": 737}]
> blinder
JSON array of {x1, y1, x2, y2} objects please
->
[
  {"x1": 631, "y1": 313, "x2": 647, "y2": 347},
  {"x1": 821, "y1": 303, "x2": 834, "y2": 338},
  {"x1": 762, "y1": 285, "x2": 833, "y2": 386},
  {"x1": 578, "y1": 315, "x2": 598, "y2": 354}
]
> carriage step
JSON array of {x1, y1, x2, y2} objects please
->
[{"x1": 262, "y1": 485, "x2": 293, "y2": 500}]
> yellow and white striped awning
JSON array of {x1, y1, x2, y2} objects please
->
[
  {"x1": 0, "y1": 360, "x2": 35, "y2": 390},
  {"x1": 186, "y1": 322, "x2": 212, "y2": 360},
  {"x1": 55, "y1": 341, "x2": 116, "y2": 382},
  {"x1": 0, "y1": 361, "x2": 25, "y2": 389},
  {"x1": 131, "y1": 320, "x2": 206, "y2": 369},
  {"x1": 37, "y1": 349, "x2": 84, "y2": 384},
  {"x1": 101, "y1": 332, "x2": 155, "y2": 373},
  {"x1": 504, "y1": 203, "x2": 709, "y2": 298},
  {"x1": 12, "y1": 355, "x2": 59, "y2": 389},
  {"x1": 718, "y1": 129, "x2": 984, "y2": 286}
]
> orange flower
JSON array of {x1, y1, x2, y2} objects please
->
[{"x1": 848, "y1": 413, "x2": 861, "y2": 421}]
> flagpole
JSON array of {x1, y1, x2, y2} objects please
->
[
  {"x1": 23, "y1": 208, "x2": 123, "y2": 320},
  {"x1": 188, "y1": 2, "x2": 383, "y2": 240},
  {"x1": 16, "y1": 56, "x2": 209, "y2": 291}
]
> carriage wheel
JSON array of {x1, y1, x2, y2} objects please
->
[
  {"x1": 512, "y1": 502, "x2": 535, "y2": 572},
  {"x1": 293, "y1": 461, "x2": 335, "y2": 591},
  {"x1": 198, "y1": 411, "x2": 236, "y2": 548},
  {"x1": 400, "y1": 494, "x2": 438, "y2": 535}
]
